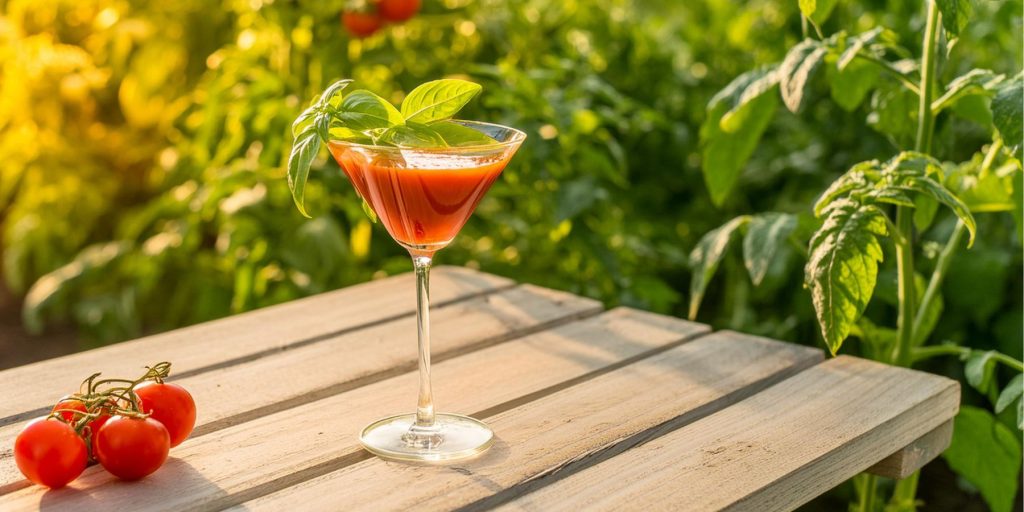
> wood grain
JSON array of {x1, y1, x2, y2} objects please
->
[
  {"x1": 0, "y1": 284, "x2": 600, "y2": 493},
  {"x1": 866, "y1": 419, "x2": 954, "y2": 479},
  {"x1": 0, "y1": 266, "x2": 511, "y2": 427},
  {"x1": 499, "y1": 356, "x2": 960, "y2": 512},
  {"x1": 237, "y1": 331, "x2": 823, "y2": 512},
  {"x1": 0, "y1": 308, "x2": 709, "y2": 511}
]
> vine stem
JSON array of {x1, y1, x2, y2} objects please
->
[
  {"x1": 887, "y1": 3, "x2": 942, "y2": 510},
  {"x1": 912, "y1": 344, "x2": 1024, "y2": 372}
]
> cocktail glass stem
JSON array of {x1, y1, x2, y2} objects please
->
[{"x1": 401, "y1": 254, "x2": 443, "y2": 449}]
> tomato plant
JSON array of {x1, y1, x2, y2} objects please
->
[
  {"x1": 14, "y1": 419, "x2": 88, "y2": 488},
  {"x1": 95, "y1": 416, "x2": 171, "y2": 481},
  {"x1": 690, "y1": 1, "x2": 1023, "y2": 510},
  {"x1": 135, "y1": 382, "x2": 197, "y2": 447}
]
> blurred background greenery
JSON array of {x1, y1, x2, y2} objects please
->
[{"x1": 0, "y1": 0, "x2": 1020, "y2": 508}]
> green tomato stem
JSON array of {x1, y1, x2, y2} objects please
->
[{"x1": 910, "y1": 220, "x2": 965, "y2": 344}]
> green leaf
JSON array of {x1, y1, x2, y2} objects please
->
[
  {"x1": 779, "y1": 39, "x2": 828, "y2": 113},
  {"x1": 868, "y1": 82, "x2": 918, "y2": 147},
  {"x1": 837, "y1": 27, "x2": 884, "y2": 71},
  {"x1": 292, "y1": 107, "x2": 317, "y2": 137},
  {"x1": 401, "y1": 79, "x2": 483, "y2": 123},
  {"x1": 912, "y1": 194, "x2": 938, "y2": 231},
  {"x1": 743, "y1": 213, "x2": 798, "y2": 286},
  {"x1": 805, "y1": 199, "x2": 887, "y2": 355},
  {"x1": 430, "y1": 120, "x2": 498, "y2": 146},
  {"x1": 361, "y1": 199, "x2": 377, "y2": 223},
  {"x1": 828, "y1": 57, "x2": 880, "y2": 112},
  {"x1": 965, "y1": 350, "x2": 998, "y2": 391},
  {"x1": 944, "y1": 406, "x2": 1022, "y2": 512},
  {"x1": 798, "y1": 0, "x2": 837, "y2": 25},
  {"x1": 814, "y1": 160, "x2": 880, "y2": 215},
  {"x1": 935, "y1": 0, "x2": 974, "y2": 36},
  {"x1": 688, "y1": 215, "x2": 750, "y2": 319},
  {"x1": 378, "y1": 122, "x2": 448, "y2": 147},
  {"x1": 701, "y1": 67, "x2": 780, "y2": 206},
  {"x1": 314, "y1": 110, "x2": 332, "y2": 142},
  {"x1": 905, "y1": 175, "x2": 977, "y2": 246},
  {"x1": 338, "y1": 89, "x2": 404, "y2": 131},
  {"x1": 798, "y1": 0, "x2": 816, "y2": 18},
  {"x1": 318, "y1": 79, "x2": 354, "y2": 108},
  {"x1": 328, "y1": 126, "x2": 374, "y2": 145},
  {"x1": 995, "y1": 374, "x2": 1023, "y2": 415},
  {"x1": 946, "y1": 153, "x2": 1017, "y2": 212},
  {"x1": 1013, "y1": 167, "x2": 1024, "y2": 240},
  {"x1": 931, "y1": 69, "x2": 1004, "y2": 114},
  {"x1": 287, "y1": 128, "x2": 321, "y2": 218},
  {"x1": 993, "y1": 73, "x2": 1023, "y2": 159}
]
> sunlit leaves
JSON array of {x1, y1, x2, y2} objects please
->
[
  {"x1": 400, "y1": 79, "x2": 483, "y2": 123},
  {"x1": 944, "y1": 406, "x2": 1022, "y2": 512},
  {"x1": 700, "y1": 66, "x2": 779, "y2": 206},
  {"x1": 743, "y1": 213, "x2": 798, "y2": 286},
  {"x1": 430, "y1": 120, "x2": 499, "y2": 147},
  {"x1": 378, "y1": 122, "x2": 448, "y2": 147},
  {"x1": 931, "y1": 69, "x2": 1004, "y2": 114},
  {"x1": 837, "y1": 27, "x2": 884, "y2": 71},
  {"x1": 805, "y1": 199, "x2": 887, "y2": 354},
  {"x1": 993, "y1": 73, "x2": 1023, "y2": 159},
  {"x1": 779, "y1": 39, "x2": 828, "y2": 113},
  {"x1": 935, "y1": 0, "x2": 974, "y2": 36},
  {"x1": 286, "y1": 128, "x2": 320, "y2": 218},
  {"x1": 688, "y1": 215, "x2": 750, "y2": 319}
]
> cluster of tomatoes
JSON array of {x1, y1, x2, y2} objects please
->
[
  {"x1": 13, "y1": 362, "x2": 196, "y2": 488},
  {"x1": 342, "y1": 0, "x2": 421, "y2": 38}
]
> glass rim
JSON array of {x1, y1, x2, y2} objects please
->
[{"x1": 325, "y1": 119, "x2": 527, "y2": 153}]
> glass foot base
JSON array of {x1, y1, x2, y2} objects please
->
[{"x1": 359, "y1": 413, "x2": 494, "y2": 462}]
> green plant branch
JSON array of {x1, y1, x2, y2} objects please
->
[
  {"x1": 853, "y1": 53, "x2": 922, "y2": 95},
  {"x1": 912, "y1": 345, "x2": 1024, "y2": 372},
  {"x1": 910, "y1": 220, "x2": 964, "y2": 343},
  {"x1": 914, "y1": 1, "x2": 940, "y2": 155},
  {"x1": 979, "y1": 138, "x2": 1004, "y2": 177}
]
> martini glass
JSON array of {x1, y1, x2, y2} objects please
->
[{"x1": 327, "y1": 120, "x2": 525, "y2": 462}]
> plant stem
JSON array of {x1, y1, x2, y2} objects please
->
[
  {"x1": 912, "y1": 344, "x2": 1024, "y2": 372},
  {"x1": 857, "y1": 474, "x2": 879, "y2": 512},
  {"x1": 980, "y1": 138, "x2": 1004, "y2": 176},
  {"x1": 910, "y1": 220, "x2": 964, "y2": 343},
  {"x1": 890, "y1": 471, "x2": 920, "y2": 510},
  {"x1": 892, "y1": 208, "x2": 917, "y2": 367},
  {"x1": 914, "y1": 0, "x2": 940, "y2": 155},
  {"x1": 853, "y1": 53, "x2": 922, "y2": 95}
]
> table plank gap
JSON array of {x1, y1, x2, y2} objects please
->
[
  {"x1": 0, "y1": 284, "x2": 599, "y2": 495},
  {"x1": 234, "y1": 331, "x2": 823, "y2": 512},
  {"x1": 498, "y1": 356, "x2": 960, "y2": 512},
  {"x1": 0, "y1": 266, "x2": 512, "y2": 428},
  {"x1": 0, "y1": 308, "x2": 710, "y2": 510}
]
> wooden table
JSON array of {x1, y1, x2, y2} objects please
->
[{"x1": 0, "y1": 267, "x2": 959, "y2": 511}]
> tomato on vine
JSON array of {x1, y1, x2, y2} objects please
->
[
  {"x1": 51, "y1": 395, "x2": 113, "y2": 458},
  {"x1": 376, "y1": 0, "x2": 420, "y2": 22},
  {"x1": 95, "y1": 416, "x2": 170, "y2": 481},
  {"x1": 135, "y1": 382, "x2": 197, "y2": 447},
  {"x1": 342, "y1": 10, "x2": 383, "y2": 38},
  {"x1": 14, "y1": 418, "x2": 88, "y2": 488}
]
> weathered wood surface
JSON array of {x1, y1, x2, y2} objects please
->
[
  {"x1": 0, "y1": 268, "x2": 961, "y2": 512},
  {"x1": 498, "y1": 356, "x2": 959, "y2": 512}
]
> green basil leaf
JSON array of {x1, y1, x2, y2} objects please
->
[
  {"x1": 314, "y1": 111, "x2": 333, "y2": 143},
  {"x1": 292, "y1": 107, "x2": 318, "y2": 137},
  {"x1": 996, "y1": 374, "x2": 1024, "y2": 415},
  {"x1": 993, "y1": 73, "x2": 1023, "y2": 160},
  {"x1": 743, "y1": 213, "x2": 798, "y2": 286},
  {"x1": 401, "y1": 79, "x2": 483, "y2": 123},
  {"x1": 379, "y1": 122, "x2": 449, "y2": 148},
  {"x1": 287, "y1": 128, "x2": 321, "y2": 218},
  {"x1": 361, "y1": 199, "x2": 378, "y2": 223},
  {"x1": 944, "y1": 406, "x2": 1022, "y2": 512},
  {"x1": 328, "y1": 126, "x2": 374, "y2": 145},
  {"x1": 688, "y1": 215, "x2": 750, "y2": 319},
  {"x1": 430, "y1": 120, "x2": 498, "y2": 146},
  {"x1": 701, "y1": 67, "x2": 779, "y2": 206},
  {"x1": 935, "y1": 0, "x2": 973, "y2": 36},
  {"x1": 318, "y1": 79, "x2": 354, "y2": 108},
  {"x1": 338, "y1": 89, "x2": 404, "y2": 131},
  {"x1": 779, "y1": 39, "x2": 828, "y2": 114},
  {"x1": 804, "y1": 199, "x2": 887, "y2": 355}
]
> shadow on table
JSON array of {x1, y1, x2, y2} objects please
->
[{"x1": 38, "y1": 456, "x2": 225, "y2": 510}]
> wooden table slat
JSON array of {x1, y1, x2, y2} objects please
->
[
  {"x1": 0, "y1": 284, "x2": 600, "y2": 493},
  {"x1": 237, "y1": 331, "x2": 823, "y2": 512},
  {"x1": 866, "y1": 419, "x2": 954, "y2": 479},
  {"x1": 0, "y1": 308, "x2": 709, "y2": 510},
  {"x1": 498, "y1": 356, "x2": 960, "y2": 512},
  {"x1": 0, "y1": 266, "x2": 511, "y2": 426}
]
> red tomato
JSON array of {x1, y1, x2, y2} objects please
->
[
  {"x1": 51, "y1": 396, "x2": 112, "y2": 458},
  {"x1": 342, "y1": 10, "x2": 383, "y2": 38},
  {"x1": 95, "y1": 416, "x2": 170, "y2": 480},
  {"x1": 14, "y1": 418, "x2": 88, "y2": 488},
  {"x1": 134, "y1": 382, "x2": 197, "y2": 447},
  {"x1": 376, "y1": 0, "x2": 421, "y2": 22}
]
